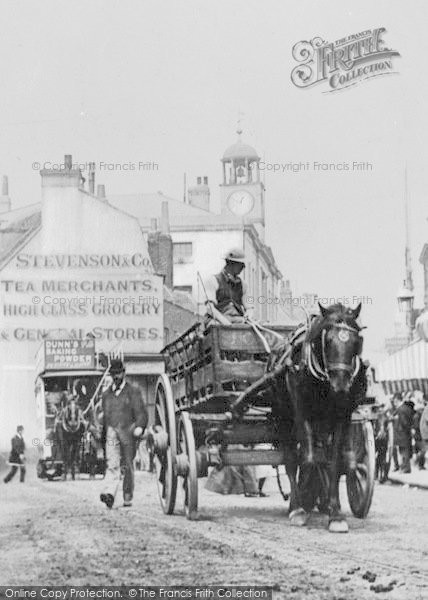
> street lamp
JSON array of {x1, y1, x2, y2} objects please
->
[{"x1": 397, "y1": 280, "x2": 414, "y2": 313}]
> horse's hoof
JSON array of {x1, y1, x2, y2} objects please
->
[
  {"x1": 328, "y1": 519, "x2": 349, "y2": 533},
  {"x1": 289, "y1": 508, "x2": 309, "y2": 527}
]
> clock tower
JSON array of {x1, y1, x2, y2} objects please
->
[{"x1": 220, "y1": 128, "x2": 265, "y2": 238}]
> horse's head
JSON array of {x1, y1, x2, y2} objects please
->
[
  {"x1": 63, "y1": 397, "x2": 82, "y2": 432},
  {"x1": 315, "y1": 302, "x2": 364, "y2": 393}
]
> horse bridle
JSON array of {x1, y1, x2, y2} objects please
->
[
  {"x1": 306, "y1": 322, "x2": 362, "y2": 383},
  {"x1": 62, "y1": 402, "x2": 83, "y2": 433}
]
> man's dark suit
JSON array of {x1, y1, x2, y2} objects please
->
[
  {"x1": 102, "y1": 381, "x2": 148, "y2": 501},
  {"x1": 4, "y1": 434, "x2": 26, "y2": 483}
]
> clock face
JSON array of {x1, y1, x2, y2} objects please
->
[{"x1": 227, "y1": 190, "x2": 255, "y2": 216}]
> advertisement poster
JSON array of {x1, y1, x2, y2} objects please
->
[{"x1": 0, "y1": 1, "x2": 426, "y2": 597}]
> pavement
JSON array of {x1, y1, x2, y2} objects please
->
[{"x1": 388, "y1": 467, "x2": 428, "y2": 489}]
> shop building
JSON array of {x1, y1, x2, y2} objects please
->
[{"x1": 0, "y1": 158, "x2": 196, "y2": 450}]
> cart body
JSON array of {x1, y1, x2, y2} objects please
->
[{"x1": 149, "y1": 322, "x2": 377, "y2": 520}]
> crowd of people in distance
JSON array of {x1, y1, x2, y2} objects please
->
[{"x1": 378, "y1": 391, "x2": 428, "y2": 474}]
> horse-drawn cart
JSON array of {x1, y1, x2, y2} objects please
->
[
  {"x1": 148, "y1": 319, "x2": 377, "y2": 527},
  {"x1": 35, "y1": 339, "x2": 108, "y2": 480}
]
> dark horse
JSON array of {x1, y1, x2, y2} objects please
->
[
  {"x1": 80, "y1": 401, "x2": 104, "y2": 479},
  {"x1": 61, "y1": 398, "x2": 85, "y2": 480},
  {"x1": 283, "y1": 302, "x2": 366, "y2": 533}
]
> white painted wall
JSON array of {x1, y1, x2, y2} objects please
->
[
  {"x1": 170, "y1": 227, "x2": 282, "y2": 323},
  {"x1": 0, "y1": 183, "x2": 164, "y2": 450}
]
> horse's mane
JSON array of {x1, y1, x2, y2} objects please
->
[{"x1": 307, "y1": 303, "x2": 360, "y2": 343}]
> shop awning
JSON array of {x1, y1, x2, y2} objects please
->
[{"x1": 377, "y1": 339, "x2": 428, "y2": 394}]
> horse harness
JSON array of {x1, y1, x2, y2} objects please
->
[{"x1": 303, "y1": 321, "x2": 362, "y2": 383}]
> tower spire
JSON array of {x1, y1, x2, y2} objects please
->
[
  {"x1": 236, "y1": 109, "x2": 244, "y2": 138},
  {"x1": 404, "y1": 164, "x2": 414, "y2": 291}
]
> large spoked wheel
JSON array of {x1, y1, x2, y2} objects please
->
[
  {"x1": 153, "y1": 374, "x2": 178, "y2": 515},
  {"x1": 177, "y1": 411, "x2": 198, "y2": 520},
  {"x1": 346, "y1": 421, "x2": 375, "y2": 518}
]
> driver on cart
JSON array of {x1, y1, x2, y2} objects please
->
[
  {"x1": 204, "y1": 247, "x2": 247, "y2": 323},
  {"x1": 203, "y1": 248, "x2": 261, "y2": 497}
]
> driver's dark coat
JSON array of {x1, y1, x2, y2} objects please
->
[{"x1": 214, "y1": 269, "x2": 244, "y2": 315}]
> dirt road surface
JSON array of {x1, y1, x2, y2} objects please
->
[{"x1": 1, "y1": 467, "x2": 427, "y2": 599}]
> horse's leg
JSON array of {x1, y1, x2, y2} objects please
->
[
  {"x1": 302, "y1": 420, "x2": 315, "y2": 465},
  {"x1": 71, "y1": 439, "x2": 76, "y2": 480},
  {"x1": 328, "y1": 422, "x2": 349, "y2": 533},
  {"x1": 72, "y1": 436, "x2": 80, "y2": 480},
  {"x1": 284, "y1": 442, "x2": 309, "y2": 526},
  {"x1": 62, "y1": 436, "x2": 68, "y2": 480},
  {"x1": 284, "y1": 372, "x2": 310, "y2": 526}
]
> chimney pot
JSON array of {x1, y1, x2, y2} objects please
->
[
  {"x1": 203, "y1": 176, "x2": 208, "y2": 185},
  {"x1": 2, "y1": 175, "x2": 9, "y2": 196},
  {"x1": 64, "y1": 155, "x2": 73, "y2": 170},
  {"x1": 197, "y1": 176, "x2": 202, "y2": 185},
  {"x1": 0, "y1": 175, "x2": 11, "y2": 213},
  {"x1": 150, "y1": 218, "x2": 158, "y2": 231},
  {"x1": 97, "y1": 184, "x2": 106, "y2": 199}
]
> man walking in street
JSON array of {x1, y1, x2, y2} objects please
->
[
  {"x1": 3, "y1": 425, "x2": 26, "y2": 483},
  {"x1": 395, "y1": 393, "x2": 415, "y2": 473},
  {"x1": 100, "y1": 359, "x2": 148, "y2": 508}
]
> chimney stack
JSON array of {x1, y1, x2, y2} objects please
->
[
  {"x1": 40, "y1": 155, "x2": 82, "y2": 252},
  {"x1": 188, "y1": 176, "x2": 210, "y2": 211},
  {"x1": 147, "y1": 201, "x2": 173, "y2": 289},
  {"x1": 88, "y1": 162, "x2": 96, "y2": 195},
  {"x1": 97, "y1": 184, "x2": 107, "y2": 201},
  {"x1": 0, "y1": 175, "x2": 11, "y2": 213},
  {"x1": 161, "y1": 201, "x2": 170, "y2": 234}
]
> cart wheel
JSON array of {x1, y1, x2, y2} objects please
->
[
  {"x1": 346, "y1": 421, "x2": 375, "y2": 518},
  {"x1": 153, "y1": 374, "x2": 177, "y2": 515},
  {"x1": 177, "y1": 411, "x2": 198, "y2": 520}
]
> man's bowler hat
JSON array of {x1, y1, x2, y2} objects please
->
[{"x1": 109, "y1": 359, "x2": 125, "y2": 374}]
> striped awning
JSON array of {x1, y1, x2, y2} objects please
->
[{"x1": 377, "y1": 339, "x2": 428, "y2": 395}]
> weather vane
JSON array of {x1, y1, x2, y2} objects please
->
[{"x1": 236, "y1": 109, "x2": 245, "y2": 137}]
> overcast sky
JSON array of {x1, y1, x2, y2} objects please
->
[{"x1": 1, "y1": 0, "x2": 427, "y2": 360}]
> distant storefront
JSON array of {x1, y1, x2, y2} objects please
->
[{"x1": 377, "y1": 339, "x2": 428, "y2": 395}]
